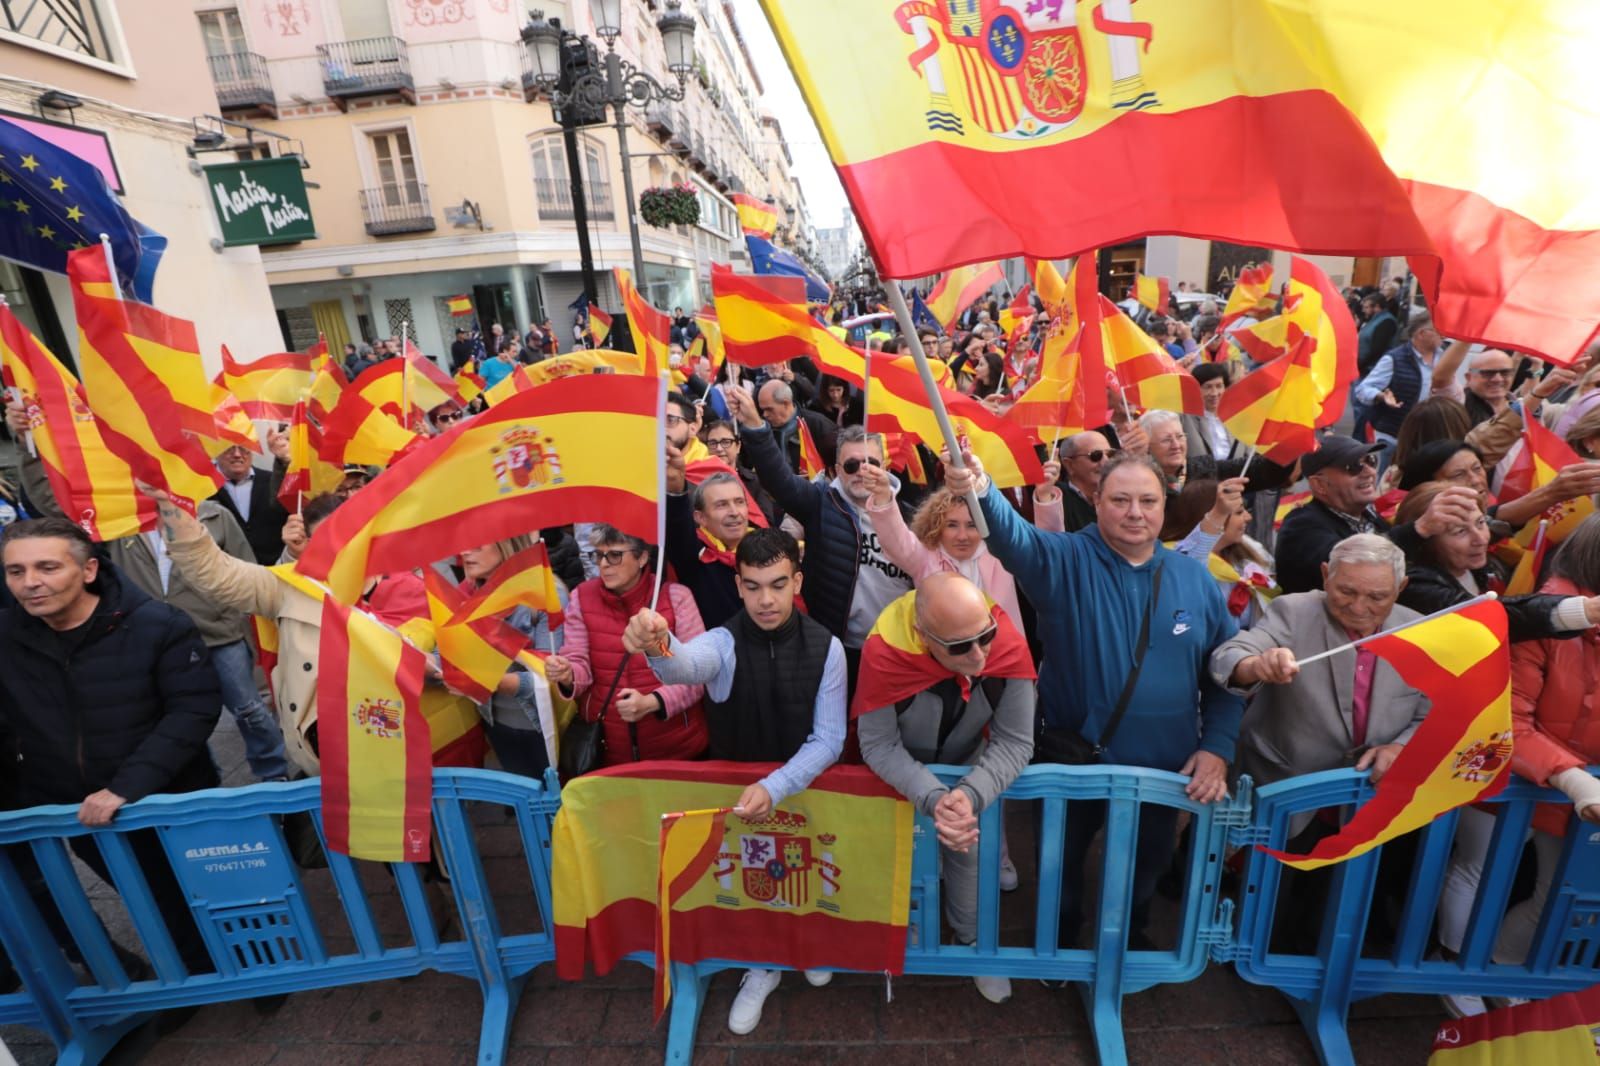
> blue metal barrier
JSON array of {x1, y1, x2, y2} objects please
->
[
  {"x1": 1224, "y1": 767, "x2": 1600, "y2": 1066},
  {"x1": 0, "y1": 768, "x2": 560, "y2": 1066},
  {"x1": 654, "y1": 763, "x2": 1239, "y2": 1066}
]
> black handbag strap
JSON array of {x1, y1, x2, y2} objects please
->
[
  {"x1": 591, "y1": 653, "x2": 644, "y2": 762},
  {"x1": 1091, "y1": 563, "x2": 1164, "y2": 756}
]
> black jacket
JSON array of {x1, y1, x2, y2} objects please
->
[
  {"x1": 1276, "y1": 499, "x2": 1394, "y2": 594},
  {"x1": 740, "y1": 422, "x2": 912, "y2": 640},
  {"x1": 1399, "y1": 562, "x2": 1576, "y2": 643},
  {"x1": 0, "y1": 563, "x2": 221, "y2": 806},
  {"x1": 663, "y1": 492, "x2": 742, "y2": 629},
  {"x1": 211, "y1": 473, "x2": 288, "y2": 565}
]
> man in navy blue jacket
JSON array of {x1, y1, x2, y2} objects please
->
[{"x1": 945, "y1": 451, "x2": 1242, "y2": 946}]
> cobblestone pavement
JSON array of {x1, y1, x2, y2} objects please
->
[{"x1": 3, "y1": 717, "x2": 1444, "y2": 1066}]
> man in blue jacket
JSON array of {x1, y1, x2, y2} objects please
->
[{"x1": 945, "y1": 451, "x2": 1242, "y2": 946}]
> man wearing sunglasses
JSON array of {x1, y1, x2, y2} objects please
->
[
  {"x1": 853, "y1": 574, "x2": 1036, "y2": 1003},
  {"x1": 1035, "y1": 431, "x2": 1113, "y2": 533},
  {"x1": 726, "y1": 390, "x2": 914, "y2": 682},
  {"x1": 1461, "y1": 348, "x2": 1518, "y2": 427}
]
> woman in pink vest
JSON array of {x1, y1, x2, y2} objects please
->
[{"x1": 545, "y1": 523, "x2": 708, "y2": 765}]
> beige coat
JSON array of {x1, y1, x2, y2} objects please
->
[{"x1": 165, "y1": 527, "x2": 323, "y2": 775}]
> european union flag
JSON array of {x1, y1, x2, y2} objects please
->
[
  {"x1": 746, "y1": 235, "x2": 830, "y2": 304},
  {"x1": 910, "y1": 290, "x2": 941, "y2": 334},
  {"x1": 0, "y1": 118, "x2": 166, "y2": 302}
]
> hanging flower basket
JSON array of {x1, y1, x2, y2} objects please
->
[{"x1": 638, "y1": 183, "x2": 700, "y2": 228}]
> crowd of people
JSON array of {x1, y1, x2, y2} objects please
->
[{"x1": 5, "y1": 273, "x2": 1600, "y2": 1033}]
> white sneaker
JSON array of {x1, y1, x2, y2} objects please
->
[
  {"x1": 999, "y1": 855, "x2": 1019, "y2": 893},
  {"x1": 974, "y1": 974, "x2": 1012, "y2": 1004},
  {"x1": 803, "y1": 968, "x2": 833, "y2": 987},
  {"x1": 728, "y1": 968, "x2": 782, "y2": 1035},
  {"x1": 1441, "y1": 992, "x2": 1488, "y2": 1018}
]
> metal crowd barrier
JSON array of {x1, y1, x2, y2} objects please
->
[
  {"x1": 1223, "y1": 767, "x2": 1600, "y2": 1066},
  {"x1": 0, "y1": 769, "x2": 561, "y2": 1066},
  {"x1": 6, "y1": 764, "x2": 1600, "y2": 1066}
]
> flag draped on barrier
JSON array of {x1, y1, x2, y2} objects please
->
[
  {"x1": 317, "y1": 594, "x2": 433, "y2": 863},
  {"x1": 1263, "y1": 597, "x2": 1512, "y2": 870},
  {"x1": 297, "y1": 373, "x2": 665, "y2": 604},
  {"x1": 760, "y1": 0, "x2": 1600, "y2": 364},
  {"x1": 551, "y1": 762, "x2": 914, "y2": 1015}
]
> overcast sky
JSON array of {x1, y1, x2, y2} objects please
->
[{"x1": 728, "y1": 0, "x2": 850, "y2": 230}]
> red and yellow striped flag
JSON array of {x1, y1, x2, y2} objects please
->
[
  {"x1": 1273, "y1": 489, "x2": 1312, "y2": 529},
  {"x1": 445, "y1": 294, "x2": 473, "y2": 316},
  {"x1": 298, "y1": 373, "x2": 665, "y2": 604},
  {"x1": 731, "y1": 192, "x2": 779, "y2": 239},
  {"x1": 452, "y1": 362, "x2": 487, "y2": 406},
  {"x1": 446, "y1": 542, "x2": 565, "y2": 629},
  {"x1": 1501, "y1": 417, "x2": 1595, "y2": 547},
  {"x1": 694, "y1": 311, "x2": 725, "y2": 377},
  {"x1": 1221, "y1": 264, "x2": 1276, "y2": 327},
  {"x1": 1503, "y1": 519, "x2": 1550, "y2": 597},
  {"x1": 66, "y1": 247, "x2": 222, "y2": 507},
  {"x1": 1216, "y1": 330, "x2": 1322, "y2": 464},
  {"x1": 1099, "y1": 294, "x2": 1202, "y2": 416},
  {"x1": 1134, "y1": 274, "x2": 1171, "y2": 314},
  {"x1": 317, "y1": 594, "x2": 433, "y2": 863},
  {"x1": 219, "y1": 345, "x2": 312, "y2": 422},
  {"x1": 924, "y1": 261, "x2": 1003, "y2": 330},
  {"x1": 796, "y1": 417, "x2": 826, "y2": 479},
  {"x1": 616, "y1": 267, "x2": 671, "y2": 376},
  {"x1": 423, "y1": 568, "x2": 530, "y2": 703},
  {"x1": 553, "y1": 763, "x2": 913, "y2": 1006},
  {"x1": 0, "y1": 304, "x2": 155, "y2": 538},
  {"x1": 1007, "y1": 257, "x2": 1110, "y2": 441},
  {"x1": 1230, "y1": 257, "x2": 1358, "y2": 429},
  {"x1": 317, "y1": 387, "x2": 419, "y2": 468},
  {"x1": 655, "y1": 807, "x2": 730, "y2": 1016},
  {"x1": 712, "y1": 269, "x2": 815, "y2": 368},
  {"x1": 276, "y1": 399, "x2": 343, "y2": 512},
  {"x1": 205, "y1": 384, "x2": 260, "y2": 457},
  {"x1": 1263, "y1": 597, "x2": 1511, "y2": 870},
  {"x1": 588, "y1": 306, "x2": 613, "y2": 347},
  {"x1": 1429, "y1": 983, "x2": 1600, "y2": 1065},
  {"x1": 353, "y1": 357, "x2": 452, "y2": 434}
]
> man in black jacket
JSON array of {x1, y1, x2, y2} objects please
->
[
  {"x1": 211, "y1": 444, "x2": 288, "y2": 564},
  {"x1": 0, "y1": 518, "x2": 221, "y2": 974}
]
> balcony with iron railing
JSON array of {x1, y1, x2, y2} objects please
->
[
  {"x1": 534, "y1": 176, "x2": 615, "y2": 222},
  {"x1": 208, "y1": 51, "x2": 276, "y2": 116},
  {"x1": 359, "y1": 183, "x2": 434, "y2": 236},
  {"x1": 318, "y1": 37, "x2": 414, "y2": 109}
]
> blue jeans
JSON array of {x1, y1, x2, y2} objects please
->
[{"x1": 211, "y1": 638, "x2": 289, "y2": 782}]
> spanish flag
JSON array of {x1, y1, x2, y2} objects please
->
[
  {"x1": 445, "y1": 294, "x2": 473, "y2": 316},
  {"x1": 0, "y1": 304, "x2": 155, "y2": 539},
  {"x1": 1263, "y1": 597, "x2": 1512, "y2": 871},
  {"x1": 1274, "y1": 490, "x2": 1312, "y2": 529},
  {"x1": 297, "y1": 373, "x2": 665, "y2": 604},
  {"x1": 1502, "y1": 417, "x2": 1595, "y2": 550},
  {"x1": 1028, "y1": 258, "x2": 1070, "y2": 319},
  {"x1": 452, "y1": 362, "x2": 487, "y2": 406},
  {"x1": 446, "y1": 542, "x2": 565, "y2": 629},
  {"x1": 731, "y1": 192, "x2": 779, "y2": 239},
  {"x1": 316, "y1": 594, "x2": 433, "y2": 863},
  {"x1": 851, "y1": 590, "x2": 1035, "y2": 717},
  {"x1": 694, "y1": 310, "x2": 726, "y2": 376},
  {"x1": 353, "y1": 354, "x2": 456, "y2": 432},
  {"x1": 1503, "y1": 519, "x2": 1549, "y2": 598},
  {"x1": 1229, "y1": 257, "x2": 1358, "y2": 430},
  {"x1": 996, "y1": 285, "x2": 1033, "y2": 338},
  {"x1": 1099, "y1": 294, "x2": 1202, "y2": 416},
  {"x1": 553, "y1": 763, "x2": 913, "y2": 1006},
  {"x1": 796, "y1": 417, "x2": 826, "y2": 479},
  {"x1": 219, "y1": 345, "x2": 312, "y2": 422},
  {"x1": 1217, "y1": 319, "x2": 1328, "y2": 465},
  {"x1": 656, "y1": 807, "x2": 730, "y2": 1016},
  {"x1": 1428, "y1": 983, "x2": 1600, "y2": 1065},
  {"x1": 1221, "y1": 264, "x2": 1277, "y2": 327},
  {"x1": 275, "y1": 399, "x2": 343, "y2": 512},
  {"x1": 588, "y1": 306, "x2": 613, "y2": 347},
  {"x1": 923, "y1": 261, "x2": 1003, "y2": 330},
  {"x1": 205, "y1": 384, "x2": 260, "y2": 456},
  {"x1": 763, "y1": 2, "x2": 1600, "y2": 365},
  {"x1": 1134, "y1": 274, "x2": 1171, "y2": 314},
  {"x1": 66, "y1": 247, "x2": 224, "y2": 507},
  {"x1": 616, "y1": 267, "x2": 671, "y2": 376},
  {"x1": 423, "y1": 568, "x2": 531, "y2": 704},
  {"x1": 711, "y1": 268, "x2": 813, "y2": 367},
  {"x1": 317, "y1": 387, "x2": 418, "y2": 468},
  {"x1": 1007, "y1": 256, "x2": 1111, "y2": 441}
]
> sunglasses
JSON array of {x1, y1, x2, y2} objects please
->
[
  {"x1": 1472, "y1": 368, "x2": 1515, "y2": 378},
  {"x1": 706, "y1": 437, "x2": 738, "y2": 450},
  {"x1": 583, "y1": 549, "x2": 635, "y2": 566},
  {"x1": 840, "y1": 456, "x2": 884, "y2": 474},
  {"x1": 921, "y1": 621, "x2": 999, "y2": 657},
  {"x1": 1338, "y1": 454, "x2": 1380, "y2": 475},
  {"x1": 435, "y1": 411, "x2": 464, "y2": 425},
  {"x1": 1069, "y1": 449, "x2": 1110, "y2": 463}
]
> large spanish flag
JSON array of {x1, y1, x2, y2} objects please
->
[
  {"x1": 219, "y1": 345, "x2": 312, "y2": 422},
  {"x1": 1263, "y1": 597, "x2": 1511, "y2": 871},
  {"x1": 763, "y1": 1, "x2": 1600, "y2": 365},
  {"x1": 297, "y1": 373, "x2": 665, "y2": 604},
  {"x1": 317, "y1": 594, "x2": 433, "y2": 863},
  {"x1": 0, "y1": 304, "x2": 155, "y2": 539},
  {"x1": 66, "y1": 248, "x2": 223, "y2": 507},
  {"x1": 923, "y1": 261, "x2": 1003, "y2": 330},
  {"x1": 1428, "y1": 983, "x2": 1600, "y2": 1065},
  {"x1": 552, "y1": 762, "x2": 913, "y2": 993},
  {"x1": 731, "y1": 192, "x2": 779, "y2": 239}
]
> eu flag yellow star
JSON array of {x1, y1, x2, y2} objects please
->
[
  {"x1": 48, "y1": 176, "x2": 66, "y2": 193},
  {"x1": 19, "y1": 154, "x2": 38, "y2": 171},
  {"x1": 36, "y1": 225, "x2": 55, "y2": 241},
  {"x1": 12, "y1": 199, "x2": 27, "y2": 214},
  {"x1": 65, "y1": 204, "x2": 84, "y2": 222}
]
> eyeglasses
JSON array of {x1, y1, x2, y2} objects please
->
[
  {"x1": 840, "y1": 456, "x2": 884, "y2": 474},
  {"x1": 1472, "y1": 367, "x2": 1515, "y2": 378},
  {"x1": 1338, "y1": 454, "x2": 1380, "y2": 475},
  {"x1": 1069, "y1": 449, "x2": 1110, "y2": 463},
  {"x1": 665, "y1": 413, "x2": 690, "y2": 427},
  {"x1": 434, "y1": 411, "x2": 464, "y2": 425},
  {"x1": 706, "y1": 437, "x2": 738, "y2": 451},
  {"x1": 583, "y1": 549, "x2": 635, "y2": 566},
  {"x1": 920, "y1": 621, "x2": 999, "y2": 657}
]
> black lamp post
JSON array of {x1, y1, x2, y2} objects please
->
[{"x1": 523, "y1": 0, "x2": 695, "y2": 302}]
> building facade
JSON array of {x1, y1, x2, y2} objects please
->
[
  {"x1": 0, "y1": 0, "x2": 282, "y2": 369},
  {"x1": 814, "y1": 206, "x2": 859, "y2": 284},
  {"x1": 200, "y1": 0, "x2": 803, "y2": 359}
]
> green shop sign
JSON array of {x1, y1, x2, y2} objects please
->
[{"x1": 204, "y1": 157, "x2": 317, "y2": 247}]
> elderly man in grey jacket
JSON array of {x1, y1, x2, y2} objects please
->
[
  {"x1": 1210, "y1": 533, "x2": 1430, "y2": 814},
  {"x1": 855, "y1": 572, "x2": 1035, "y2": 1005}
]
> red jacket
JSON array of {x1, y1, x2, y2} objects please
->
[
  {"x1": 570, "y1": 576, "x2": 707, "y2": 764},
  {"x1": 1509, "y1": 576, "x2": 1600, "y2": 836}
]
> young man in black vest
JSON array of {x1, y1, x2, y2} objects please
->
[{"x1": 622, "y1": 526, "x2": 846, "y2": 1037}]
